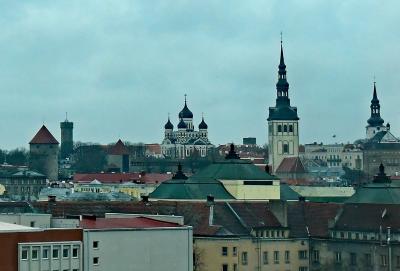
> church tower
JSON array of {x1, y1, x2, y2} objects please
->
[
  {"x1": 268, "y1": 41, "x2": 299, "y2": 173},
  {"x1": 366, "y1": 82, "x2": 386, "y2": 139},
  {"x1": 60, "y1": 114, "x2": 74, "y2": 159}
]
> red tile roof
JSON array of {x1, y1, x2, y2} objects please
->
[
  {"x1": 73, "y1": 172, "x2": 172, "y2": 184},
  {"x1": 29, "y1": 125, "x2": 59, "y2": 144},
  {"x1": 334, "y1": 204, "x2": 400, "y2": 233},
  {"x1": 108, "y1": 139, "x2": 130, "y2": 155},
  {"x1": 80, "y1": 217, "x2": 182, "y2": 229},
  {"x1": 276, "y1": 157, "x2": 306, "y2": 174},
  {"x1": 288, "y1": 201, "x2": 341, "y2": 238}
]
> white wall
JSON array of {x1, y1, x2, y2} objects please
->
[{"x1": 83, "y1": 227, "x2": 193, "y2": 271}]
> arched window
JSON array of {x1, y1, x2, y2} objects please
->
[
  {"x1": 289, "y1": 125, "x2": 293, "y2": 133},
  {"x1": 283, "y1": 144, "x2": 289, "y2": 154},
  {"x1": 277, "y1": 125, "x2": 282, "y2": 133},
  {"x1": 283, "y1": 125, "x2": 287, "y2": 132}
]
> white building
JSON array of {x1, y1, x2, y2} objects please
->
[
  {"x1": 161, "y1": 97, "x2": 213, "y2": 159},
  {"x1": 80, "y1": 216, "x2": 193, "y2": 271},
  {"x1": 301, "y1": 143, "x2": 363, "y2": 170},
  {"x1": 268, "y1": 42, "x2": 300, "y2": 173}
]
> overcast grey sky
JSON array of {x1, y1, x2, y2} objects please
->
[{"x1": 0, "y1": 1, "x2": 399, "y2": 149}]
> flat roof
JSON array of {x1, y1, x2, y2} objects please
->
[
  {"x1": 0, "y1": 222, "x2": 42, "y2": 233},
  {"x1": 80, "y1": 217, "x2": 184, "y2": 230}
]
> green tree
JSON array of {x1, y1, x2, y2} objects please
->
[{"x1": 73, "y1": 144, "x2": 107, "y2": 173}]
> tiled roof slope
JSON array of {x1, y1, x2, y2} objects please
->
[
  {"x1": 33, "y1": 201, "x2": 283, "y2": 237},
  {"x1": 108, "y1": 139, "x2": 130, "y2": 155},
  {"x1": 287, "y1": 201, "x2": 341, "y2": 238},
  {"x1": 29, "y1": 125, "x2": 59, "y2": 144},
  {"x1": 333, "y1": 203, "x2": 400, "y2": 233},
  {"x1": 276, "y1": 157, "x2": 306, "y2": 173},
  {"x1": 74, "y1": 173, "x2": 172, "y2": 184}
]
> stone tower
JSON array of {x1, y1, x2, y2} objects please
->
[
  {"x1": 268, "y1": 41, "x2": 300, "y2": 173},
  {"x1": 29, "y1": 125, "x2": 59, "y2": 180},
  {"x1": 60, "y1": 115, "x2": 74, "y2": 159},
  {"x1": 366, "y1": 82, "x2": 387, "y2": 139}
]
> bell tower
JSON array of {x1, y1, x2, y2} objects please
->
[{"x1": 267, "y1": 40, "x2": 300, "y2": 173}]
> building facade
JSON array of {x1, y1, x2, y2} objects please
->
[
  {"x1": 161, "y1": 97, "x2": 213, "y2": 159},
  {"x1": 268, "y1": 42, "x2": 300, "y2": 173}
]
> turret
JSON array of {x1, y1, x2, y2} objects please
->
[
  {"x1": 60, "y1": 114, "x2": 73, "y2": 159},
  {"x1": 164, "y1": 116, "x2": 174, "y2": 138},
  {"x1": 198, "y1": 115, "x2": 208, "y2": 137},
  {"x1": 366, "y1": 82, "x2": 386, "y2": 139}
]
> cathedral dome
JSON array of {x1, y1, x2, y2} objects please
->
[
  {"x1": 164, "y1": 118, "x2": 173, "y2": 129},
  {"x1": 198, "y1": 117, "x2": 208, "y2": 129},
  {"x1": 178, "y1": 100, "x2": 193, "y2": 119},
  {"x1": 177, "y1": 118, "x2": 187, "y2": 129}
]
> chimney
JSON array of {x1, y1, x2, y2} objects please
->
[
  {"x1": 265, "y1": 165, "x2": 271, "y2": 174},
  {"x1": 48, "y1": 195, "x2": 56, "y2": 202},
  {"x1": 299, "y1": 196, "x2": 306, "y2": 202},
  {"x1": 207, "y1": 195, "x2": 215, "y2": 226}
]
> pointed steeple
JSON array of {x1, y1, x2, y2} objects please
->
[
  {"x1": 276, "y1": 39, "x2": 290, "y2": 106},
  {"x1": 367, "y1": 82, "x2": 384, "y2": 127}
]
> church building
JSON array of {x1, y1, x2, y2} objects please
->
[
  {"x1": 268, "y1": 42, "x2": 300, "y2": 173},
  {"x1": 161, "y1": 97, "x2": 213, "y2": 159}
]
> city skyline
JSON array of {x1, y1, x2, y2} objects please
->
[{"x1": 1, "y1": 1, "x2": 399, "y2": 149}]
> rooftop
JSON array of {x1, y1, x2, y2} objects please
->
[
  {"x1": 0, "y1": 222, "x2": 41, "y2": 232},
  {"x1": 80, "y1": 217, "x2": 183, "y2": 230},
  {"x1": 29, "y1": 125, "x2": 59, "y2": 145}
]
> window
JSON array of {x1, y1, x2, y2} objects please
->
[
  {"x1": 274, "y1": 251, "x2": 279, "y2": 264},
  {"x1": 233, "y1": 264, "x2": 237, "y2": 271},
  {"x1": 396, "y1": 256, "x2": 400, "y2": 268},
  {"x1": 285, "y1": 250, "x2": 290, "y2": 263},
  {"x1": 222, "y1": 264, "x2": 228, "y2": 271},
  {"x1": 335, "y1": 252, "x2": 342, "y2": 263},
  {"x1": 222, "y1": 247, "x2": 228, "y2": 256},
  {"x1": 277, "y1": 125, "x2": 282, "y2": 133},
  {"x1": 381, "y1": 255, "x2": 387, "y2": 266},
  {"x1": 21, "y1": 249, "x2": 28, "y2": 260},
  {"x1": 52, "y1": 249, "x2": 59, "y2": 259},
  {"x1": 289, "y1": 125, "x2": 293, "y2": 132},
  {"x1": 232, "y1": 247, "x2": 237, "y2": 257},
  {"x1": 283, "y1": 125, "x2": 288, "y2": 132},
  {"x1": 93, "y1": 257, "x2": 99, "y2": 265},
  {"x1": 63, "y1": 248, "x2": 69, "y2": 258},
  {"x1": 42, "y1": 247, "x2": 49, "y2": 259},
  {"x1": 299, "y1": 267, "x2": 308, "y2": 271},
  {"x1": 263, "y1": 251, "x2": 268, "y2": 264},
  {"x1": 313, "y1": 250, "x2": 320, "y2": 263},
  {"x1": 72, "y1": 247, "x2": 79, "y2": 258},
  {"x1": 241, "y1": 252, "x2": 248, "y2": 265},
  {"x1": 299, "y1": 250, "x2": 308, "y2": 260},
  {"x1": 32, "y1": 248, "x2": 39, "y2": 260},
  {"x1": 30, "y1": 221, "x2": 35, "y2": 227},
  {"x1": 93, "y1": 241, "x2": 99, "y2": 249},
  {"x1": 283, "y1": 144, "x2": 289, "y2": 154},
  {"x1": 350, "y1": 253, "x2": 357, "y2": 265},
  {"x1": 365, "y1": 253, "x2": 372, "y2": 266}
]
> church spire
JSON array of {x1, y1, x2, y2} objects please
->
[
  {"x1": 367, "y1": 81, "x2": 384, "y2": 127},
  {"x1": 276, "y1": 38, "x2": 290, "y2": 107}
]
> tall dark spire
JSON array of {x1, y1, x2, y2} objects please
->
[
  {"x1": 367, "y1": 82, "x2": 384, "y2": 127},
  {"x1": 267, "y1": 38, "x2": 299, "y2": 121},
  {"x1": 276, "y1": 39, "x2": 290, "y2": 107}
]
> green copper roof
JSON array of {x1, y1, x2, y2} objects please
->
[
  {"x1": 346, "y1": 182, "x2": 400, "y2": 204},
  {"x1": 149, "y1": 178, "x2": 235, "y2": 200},
  {"x1": 192, "y1": 159, "x2": 278, "y2": 180}
]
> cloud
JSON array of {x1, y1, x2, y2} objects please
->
[{"x1": 0, "y1": 0, "x2": 399, "y2": 149}]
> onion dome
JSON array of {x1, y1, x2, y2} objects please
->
[
  {"x1": 178, "y1": 96, "x2": 193, "y2": 119},
  {"x1": 198, "y1": 117, "x2": 208, "y2": 129},
  {"x1": 177, "y1": 118, "x2": 187, "y2": 129},
  {"x1": 164, "y1": 117, "x2": 173, "y2": 129}
]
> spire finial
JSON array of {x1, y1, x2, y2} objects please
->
[
  {"x1": 168, "y1": 112, "x2": 170, "y2": 120},
  {"x1": 184, "y1": 93, "x2": 187, "y2": 104},
  {"x1": 65, "y1": 112, "x2": 68, "y2": 122},
  {"x1": 202, "y1": 112, "x2": 204, "y2": 120},
  {"x1": 280, "y1": 31, "x2": 283, "y2": 45}
]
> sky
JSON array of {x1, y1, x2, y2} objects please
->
[{"x1": 0, "y1": 0, "x2": 399, "y2": 150}]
